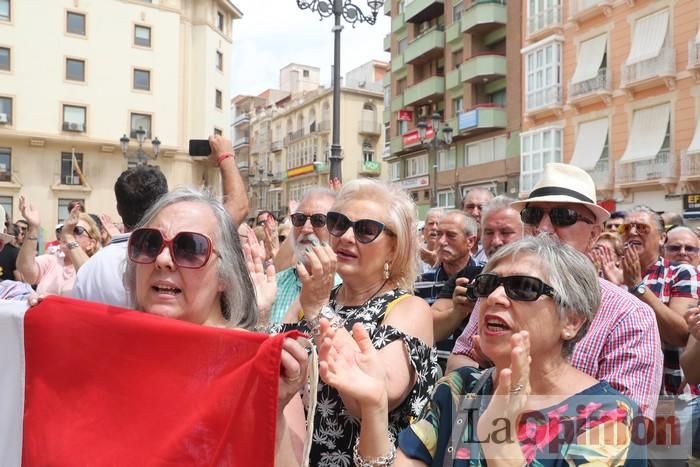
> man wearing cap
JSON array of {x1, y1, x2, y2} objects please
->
[{"x1": 448, "y1": 163, "x2": 663, "y2": 420}]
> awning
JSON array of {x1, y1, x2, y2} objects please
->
[
  {"x1": 687, "y1": 116, "x2": 700, "y2": 153},
  {"x1": 626, "y1": 9, "x2": 669, "y2": 65},
  {"x1": 570, "y1": 118, "x2": 609, "y2": 171},
  {"x1": 619, "y1": 103, "x2": 670, "y2": 163},
  {"x1": 571, "y1": 35, "x2": 608, "y2": 84}
]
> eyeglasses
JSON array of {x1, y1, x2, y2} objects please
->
[
  {"x1": 58, "y1": 225, "x2": 92, "y2": 239},
  {"x1": 617, "y1": 222, "x2": 652, "y2": 236},
  {"x1": 520, "y1": 207, "x2": 594, "y2": 227},
  {"x1": 470, "y1": 273, "x2": 556, "y2": 302},
  {"x1": 464, "y1": 203, "x2": 484, "y2": 211},
  {"x1": 665, "y1": 244, "x2": 700, "y2": 255},
  {"x1": 290, "y1": 213, "x2": 327, "y2": 228},
  {"x1": 128, "y1": 228, "x2": 219, "y2": 269},
  {"x1": 326, "y1": 211, "x2": 389, "y2": 244}
]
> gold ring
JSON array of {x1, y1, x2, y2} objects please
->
[{"x1": 509, "y1": 383, "x2": 524, "y2": 395}]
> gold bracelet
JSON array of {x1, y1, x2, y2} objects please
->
[{"x1": 26, "y1": 235, "x2": 38, "y2": 241}]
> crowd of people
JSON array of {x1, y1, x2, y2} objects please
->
[{"x1": 5, "y1": 135, "x2": 700, "y2": 466}]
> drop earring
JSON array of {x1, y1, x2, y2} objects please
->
[{"x1": 384, "y1": 261, "x2": 390, "y2": 280}]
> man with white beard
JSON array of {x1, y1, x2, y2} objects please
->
[{"x1": 268, "y1": 188, "x2": 340, "y2": 324}]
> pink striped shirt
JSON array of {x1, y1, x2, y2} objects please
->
[{"x1": 451, "y1": 277, "x2": 663, "y2": 418}]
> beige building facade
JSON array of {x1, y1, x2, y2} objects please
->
[
  {"x1": 521, "y1": 0, "x2": 700, "y2": 215},
  {"x1": 0, "y1": 0, "x2": 241, "y2": 239}
]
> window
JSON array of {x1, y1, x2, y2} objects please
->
[
  {"x1": 389, "y1": 161, "x2": 401, "y2": 181},
  {"x1": 398, "y1": 38, "x2": 408, "y2": 54},
  {"x1": 452, "y1": 50, "x2": 462, "y2": 70},
  {"x1": 398, "y1": 120, "x2": 408, "y2": 135},
  {"x1": 66, "y1": 11, "x2": 85, "y2": 35},
  {"x1": 216, "y1": 50, "x2": 223, "y2": 71},
  {"x1": 0, "y1": 96, "x2": 11, "y2": 124},
  {"x1": 453, "y1": 2, "x2": 464, "y2": 22},
  {"x1": 406, "y1": 155, "x2": 428, "y2": 177},
  {"x1": 0, "y1": 196, "x2": 11, "y2": 221},
  {"x1": 62, "y1": 105, "x2": 86, "y2": 132},
  {"x1": 362, "y1": 142, "x2": 374, "y2": 162},
  {"x1": 439, "y1": 148, "x2": 456, "y2": 170},
  {"x1": 66, "y1": 58, "x2": 85, "y2": 82},
  {"x1": 438, "y1": 190, "x2": 455, "y2": 208},
  {"x1": 520, "y1": 128, "x2": 562, "y2": 192},
  {"x1": 0, "y1": 148, "x2": 11, "y2": 182},
  {"x1": 217, "y1": 11, "x2": 225, "y2": 31},
  {"x1": 133, "y1": 69, "x2": 150, "y2": 91},
  {"x1": 527, "y1": 0, "x2": 562, "y2": 36},
  {"x1": 0, "y1": 47, "x2": 9, "y2": 71},
  {"x1": 489, "y1": 89, "x2": 507, "y2": 106},
  {"x1": 0, "y1": 0, "x2": 9, "y2": 21},
  {"x1": 453, "y1": 97, "x2": 463, "y2": 115},
  {"x1": 464, "y1": 135, "x2": 507, "y2": 166},
  {"x1": 525, "y1": 41, "x2": 562, "y2": 111},
  {"x1": 134, "y1": 25, "x2": 151, "y2": 47},
  {"x1": 303, "y1": 69, "x2": 309, "y2": 78},
  {"x1": 215, "y1": 89, "x2": 223, "y2": 109},
  {"x1": 60, "y1": 152, "x2": 83, "y2": 186},
  {"x1": 58, "y1": 198, "x2": 84, "y2": 223},
  {"x1": 130, "y1": 113, "x2": 151, "y2": 138}
]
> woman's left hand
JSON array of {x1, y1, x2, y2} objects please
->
[
  {"x1": 242, "y1": 231, "x2": 276, "y2": 325},
  {"x1": 278, "y1": 337, "x2": 309, "y2": 414},
  {"x1": 477, "y1": 331, "x2": 531, "y2": 444},
  {"x1": 296, "y1": 242, "x2": 337, "y2": 319},
  {"x1": 61, "y1": 205, "x2": 82, "y2": 242}
]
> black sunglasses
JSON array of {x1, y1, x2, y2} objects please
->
[
  {"x1": 520, "y1": 206, "x2": 594, "y2": 227},
  {"x1": 290, "y1": 213, "x2": 327, "y2": 228},
  {"x1": 326, "y1": 211, "x2": 388, "y2": 244},
  {"x1": 128, "y1": 228, "x2": 219, "y2": 269},
  {"x1": 470, "y1": 273, "x2": 556, "y2": 302},
  {"x1": 58, "y1": 225, "x2": 92, "y2": 239}
]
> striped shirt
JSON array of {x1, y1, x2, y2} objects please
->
[{"x1": 452, "y1": 277, "x2": 663, "y2": 419}]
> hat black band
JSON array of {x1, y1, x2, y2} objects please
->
[{"x1": 528, "y1": 186, "x2": 595, "y2": 205}]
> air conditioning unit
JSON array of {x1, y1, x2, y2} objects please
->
[
  {"x1": 418, "y1": 106, "x2": 429, "y2": 118},
  {"x1": 67, "y1": 122, "x2": 85, "y2": 132},
  {"x1": 0, "y1": 113, "x2": 8, "y2": 124}
]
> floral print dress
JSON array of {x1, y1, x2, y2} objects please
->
[{"x1": 273, "y1": 287, "x2": 439, "y2": 467}]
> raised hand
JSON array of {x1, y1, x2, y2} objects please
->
[
  {"x1": 597, "y1": 244, "x2": 623, "y2": 286},
  {"x1": 18, "y1": 195, "x2": 40, "y2": 228},
  {"x1": 296, "y1": 242, "x2": 337, "y2": 319},
  {"x1": 620, "y1": 244, "x2": 642, "y2": 288},
  {"x1": 61, "y1": 205, "x2": 82, "y2": 242},
  {"x1": 685, "y1": 306, "x2": 700, "y2": 340},
  {"x1": 242, "y1": 229, "x2": 276, "y2": 325},
  {"x1": 99, "y1": 213, "x2": 121, "y2": 236}
]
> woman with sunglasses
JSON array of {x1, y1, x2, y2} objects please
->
[
  {"x1": 17, "y1": 195, "x2": 101, "y2": 296},
  {"x1": 275, "y1": 178, "x2": 438, "y2": 466},
  {"x1": 123, "y1": 186, "x2": 310, "y2": 465},
  {"x1": 316, "y1": 235, "x2": 644, "y2": 467}
]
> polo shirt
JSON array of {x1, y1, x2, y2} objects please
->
[{"x1": 72, "y1": 233, "x2": 130, "y2": 308}]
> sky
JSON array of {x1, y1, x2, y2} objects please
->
[{"x1": 229, "y1": 0, "x2": 390, "y2": 97}]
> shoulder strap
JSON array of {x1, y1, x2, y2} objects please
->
[
  {"x1": 381, "y1": 293, "x2": 410, "y2": 324},
  {"x1": 442, "y1": 367, "x2": 494, "y2": 467}
]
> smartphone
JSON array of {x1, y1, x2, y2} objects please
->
[{"x1": 188, "y1": 139, "x2": 211, "y2": 156}]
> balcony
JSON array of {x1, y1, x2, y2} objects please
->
[
  {"x1": 689, "y1": 40, "x2": 700, "y2": 79},
  {"x1": 460, "y1": 54, "x2": 506, "y2": 84},
  {"x1": 271, "y1": 139, "x2": 283, "y2": 152},
  {"x1": 318, "y1": 119, "x2": 331, "y2": 133},
  {"x1": 391, "y1": 13, "x2": 406, "y2": 33},
  {"x1": 233, "y1": 136, "x2": 249, "y2": 149},
  {"x1": 446, "y1": 67, "x2": 461, "y2": 89},
  {"x1": 404, "y1": 27, "x2": 445, "y2": 65},
  {"x1": 283, "y1": 129, "x2": 305, "y2": 145},
  {"x1": 621, "y1": 47, "x2": 676, "y2": 94},
  {"x1": 233, "y1": 113, "x2": 250, "y2": 126},
  {"x1": 446, "y1": 20, "x2": 461, "y2": 43},
  {"x1": 359, "y1": 119, "x2": 382, "y2": 136},
  {"x1": 391, "y1": 94, "x2": 404, "y2": 112},
  {"x1": 390, "y1": 136, "x2": 404, "y2": 155},
  {"x1": 616, "y1": 150, "x2": 678, "y2": 191},
  {"x1": 404, "y1": 76, "x2": 445, "y2": 106},
  {"x1": 383, "y1": 33, "x2": 391, "y2": 52},
  {"x1": 527, "y1": 4, "x2": 562, "y2": 39},
  {"x1": 358, "y1": 160, "x2": 382, "y2": 176},
  {"x1": 568, "y1": 0, "x2": 613, "y2": 24},
  {"x1": 405, "y1": 0, "x2": 444, "y2": 24},
  {"x1": 270, "y1": 171, "x2": 285, "y2": 184},
  {"x1": 588, "y1": 157, "x2": 613, "y2": 192},
  {"x1": 525, "y1": 84, "x2": 563, "y2": 118},
  {"x1": 568, "y1": 67, "x2": 612, "y2": 108},
  {"x1": 314, "y1": 161, "x2": 330, "y2": 174},
  {"x1": 461, "y1": 0, "x2": 507, "y2": 35},
  {"x1": 457, "y1": 104, "x2": 507, "y2": 135},
  {"x1": 391, "y1": 53, "x2": 406, "y2": 73},
  {"x1": 681, "y1": 149, "x2": 700, "y2": 181}
]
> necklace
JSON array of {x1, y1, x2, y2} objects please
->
[{"x1": 334, "y1": 278, "x2": 390, "y2": 312}]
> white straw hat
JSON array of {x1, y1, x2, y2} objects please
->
[{"x1": 511, "y1": 163, "x2": 610, "y2": 225}]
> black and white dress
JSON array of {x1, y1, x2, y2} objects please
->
[{"x1": 273, "y1": 286, "x2": 439, "y2": 467}]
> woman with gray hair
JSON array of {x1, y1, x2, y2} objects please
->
[{"x1": 315, "y1": 234, "x2": 645, "y2": 466}]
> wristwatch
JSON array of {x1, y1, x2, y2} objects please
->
[
  {"x1": 630, "y1": 280, "x2": 646, "y2": 297},
  {"x1": 307, "y1": 304, "x2": 344, "y2": 336}
]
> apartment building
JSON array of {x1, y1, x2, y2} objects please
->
[
  {"x1": 237, "y1": 61, "x2": 387, "y2": 218},
  {"x1": 383, "y1": 0, "x2": 521, "y2": 218},
  {"x1": 521, "y1": 0, "x2": 700, "y2": 215},
  {"x1": 0, "y1": 0, "x2": 240, "y2": 237}
]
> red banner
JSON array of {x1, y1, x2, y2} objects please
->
[
  {"x1": 398, "y1": 109, "x2": 413, "y2": 121},
  {"x1": 402, "y1": 124, "x2": 434, "y2": 146}
]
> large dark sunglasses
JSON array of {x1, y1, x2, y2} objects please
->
[
  {"x1": 471, "y1": 273, "x2": 556, "y2": 302},
  {"x1": 290, "y1": 213, "x2": 327, "y2": 228},
  {"x1": 326, "y1": 211, "x2": 388, "y2": 244},
  {"x1": 520, "y1": 206, "x2": 594, "y2": 227},
  {"x1": 59, "y1": 225, "x2": 92, "y2": 239},
  {"x1": 128, "y1": 228, "x2": 219, "y2": 269}
]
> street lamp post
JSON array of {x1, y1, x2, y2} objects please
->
[
  {"x1": 119, "y1": 127, "x2": 161, "y2": 165},
  {"x1": 296, "y1": 0, "x2": 384, "y2": 182},
  {"x1": 417, "y1": 113, "x2": 453, "y2": 208},
  {"x1": 248, "y1": 164, "x2": 273, "y2": 213}
]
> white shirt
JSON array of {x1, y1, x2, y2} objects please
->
[{"x1": 72, "y1": 233, "x2": 130, "y2": 308}]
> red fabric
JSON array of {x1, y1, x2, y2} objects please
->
[{"x1": 22, "y1": 296, "x2": 291, "y2": 467}]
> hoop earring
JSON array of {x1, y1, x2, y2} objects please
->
[{"x1": 384, "y1": 261, "x2": 390, "y2": 280}]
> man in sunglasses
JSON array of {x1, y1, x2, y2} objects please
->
[
  {"x1": 604, "y1": 210, "x2": 625, "y2": 233},
  {"x1": 665, "y1": 225, "x2": 700, "y2": 268},
  {"x1": 448, "y1": 163, "x2": 663, "y2": 421},
  {"x1": 619, "y1": 206, "x2": 698, "y2": 397},
  {"x1": 269, "y1": 188, "x2": 340, "y2": 325}
]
